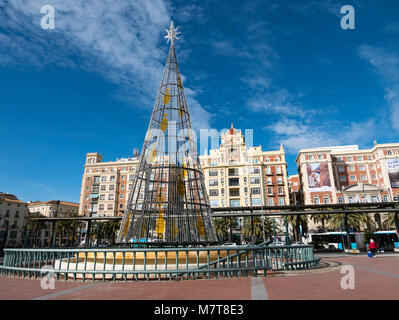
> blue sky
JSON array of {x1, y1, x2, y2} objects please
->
[{"x1": 1, "y1": 0, "x2": 399, "y2": 203}]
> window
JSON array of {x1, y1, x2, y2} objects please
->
[
  {"x1": 107, "y1": 204, "x2": 113, "y2": 210},
  {"x1": 209, "y1": 189, "x2": 218, "y2": 196},
  {"x1": 339, "y1": 176, "x2": 347, "y2": 182},
  {"x1": 308, "y1": 155, "x2": 313, "y2": 160},
  {"x1": 93, "y1": 176, "x2": 100, "y2": 183},
  {"x1": 267, "y1": 187, "x2": 273, "y2": 195},
  {"x1": 230, "y1": 199, "x2": 240, "y2": 207},
  {"x1": 110, "y1": 175, "x2": 116, "y2": 182},
  {"x1": 121, "y1": 175, "x2": 126, "y2": 180},
  {"x1": 324, "y1": 197, "x2": 330, "y2": 204},
  {"x1": 279, "y1": 198, "x2": 285, "y2": 205},
  {"x1": 109, "y1": 185, "x2": 115, "y2": 191},
  {"x1": 209, "y1": 170, "x2": 218, "y2": 176},
  {"x1": 129, "y1": 175, "x2": 134, "y2": 181},
  {"x1": 349, "y1": 166, "x2": 355, "y2": 171},
  {"x1": 251, "y1": 188, "x2": 260, "y2": 194},
  {"x1": 337, "y1": 157, "x2": 343, "y2": 162},
  {"x1": 388, "y1": 150, "x2": 393, "y2": 155},
  {"x1": 371, "y1": 174, "x2": 376, "y2": 180},
  {"x1": 100, "y1": 185, "x2": 106, "y2": 191},
  {"x1": 359, "y1": 165, "x2": 365, "y2": 171},
  {"x1": 370, "y1": 165, "x2": 375, "y2": 170},
  {"x1": 314, "y1": 197, "x2": 320, "y2": 204},
  {"x1": 266, "y1": 167, "x2": 272, "y2": 174},
  {"x1": 108, "y1": 194, "x2": 114, "y2": 200},
  {"x1": 360, "y1": 175, "x2": 367, "y2": 181},
  {"x1": 350, "y1": 176, "x2": 356, "y2": 181},
  {"x1": 278, "y1": 187, "x2": 283, "y2": 194},
  {"x1": 277, "y1": 177, "x2": 283, "y2": 184},
  {"x1": 275, "y1": 166, "x2": 282, "y2": 174},
  {"x1": 86, "y1": 177, "x2": 91, "y2": 182},
  {"x1": 99, "y1": 194, "x2": 105, "y2": 200},
  {"x1": 268, "y1": 198, "x2": 274, "y2": 206},
  {"x1": 383, "y1": 195, "x2": 388, "y2": 202},
  {"x1": 249, "y1": 167, "x2": 260, "y2": 174},
  {"x1": 347, "y1": 156, "x2": 353, "y2": 162},
  {"x1": 229, "y1": 189, "x2": 240, "y2": 197},
  {"x1": 120, "y1": 184, "x2": 125, "y2": 190},
  {"x1": 120, "y1": 194, "x2": 124, "y2": 199},
  {"x1": 228, "y1": 168, "x2": 239, "y2": 176},
  {"x1": 250, "y1": 177, "x2": 260, "y2": 184},
  {"x1": 209, "y1": 179, "x2": 218, "y2": 186},
  {"x1": 368, "y1": 156, "x2": 372, "y2": 160},
  {"x1": 101, "y1": 176, "x2": 107, "y2": 181},
  {"x1": 99, "y1": 204, "x2": 104, "y2": 210},
  {"x1": 251, "y1": 198, "x2": 261, "y2": 205},
  {"x1": 357, "y1": 156, "x2": 363, "y2": 161},
  {"x1": 120, "y1": 204, "x2": 124, "y2": 209},
  {"x1": 338, "y1": 197, "x2": 343, "y2": 204},
  {"x1": 318, "y1": 154, "x2": 323, "y2": 160},
  {"x1": 338, "y1": 166, "x2": 345, "y2": 172},
  {"x1": 229, "y1": 178, "x2": 239, "y2": 186},
  {"x1": 371, "y1": 195, "x2": 379, "y2": 203}
]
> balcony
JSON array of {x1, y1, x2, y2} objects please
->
[
  {"x1": 228, "y1": 178, "x2": 239, "y2": 186},
  {"x1": 229, "y1": 189, "x2": 240, "y2": 197},
  {"x1": 228, "y1": 169, "x2": 239, "y2": 176}
]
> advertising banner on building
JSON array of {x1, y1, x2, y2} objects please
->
[
  {"x1": 307, "y1": 162, "x2": 331, "y2": 191},
  {"x1": 386, "y1": 158, "x2": 399, "y2": 188}
]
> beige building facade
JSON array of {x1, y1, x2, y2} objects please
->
[
  {"x1": 199, "y1": 125, "x2": 290, "y2": 208},
  {"x1": 28, "y1": 200, "x2": 79, "y2": 217},
  {"x1": 0, "y1": 193, "x2": 30, "y2": 247}
]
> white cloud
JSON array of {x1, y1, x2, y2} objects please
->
[
  {"x1": 358, "y1": 45, "x2": 399, "y2": 131},
  {"x1": 265, "y1": 118, "x2": 377, "y2": 153},
  {"x1": 0, "y1": 0, "x2": 212, "y2": 131}
]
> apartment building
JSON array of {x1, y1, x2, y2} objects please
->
[
  {"x1": 79, "y1": 153, "x2": 139, "y2": 217},
  {"x1": 296, "y1": 141, "x2": 399, "y2": 205},
  {"x1": 199, "y1": 125, "x2": 290, "y2": 208},
  {"x1": 0, "y1": 193, "x2": 30, "y2": 247},
  {"x1": 28, "y1": 200, "x2": 79, "y2": 217},
  {"x1": 287, "y1": 174, "x2": 300, "y2": 205}
]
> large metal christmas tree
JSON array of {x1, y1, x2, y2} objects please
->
[{"x1": 117, "y1": 22, "x2": 218, "y2": 245}]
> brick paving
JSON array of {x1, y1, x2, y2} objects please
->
[{"x1": 1, "y1": 254, "x2": 398, "y2": 300}]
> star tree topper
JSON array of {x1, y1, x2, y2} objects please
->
[{"x1": 165, "y1": 21, "x2": 180, "y2": 45}]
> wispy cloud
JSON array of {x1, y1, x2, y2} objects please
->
[
  {"x1": 358, "y1": 44, "x2": 399, "y2": 131},
  {"x1": 0, "y1": 0, "x2": 212, "y2": 131}
]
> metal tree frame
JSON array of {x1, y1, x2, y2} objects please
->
[{"x1": 116, "y1": 23, "x2": 218, "y2": 245}]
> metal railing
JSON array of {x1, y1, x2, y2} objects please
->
[{"x1": 0, "y1": 244, "x2": 319, "y2": 282}]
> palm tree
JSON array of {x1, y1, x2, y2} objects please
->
[
  {"x1": 27, "y1": 213, "x2": 47, "y2": 247},
  {"x1": 328, "y1": 213, "x2": 375, "y2": 231},
  {"x1": 213, "y1": 218, "x2": 228, "y2": 242},
  {"x1": 382, "y1": 212, "x2": 398, "y2": 230},
  {"x1": 103, "y1": 220, "x2": 121, "y2": 245},
  {"x1": 242, "y1": 216, "x2": 276, "y2": 243},
  {"x1": 56, "y1": 221, "x2": 75, "y2": 247},
  {"x1": 286, "y1": 214, "x2": 308, "y2": 242},
  {"x1": 220, "y1": 217, "x2": 237, "y2": 242},
  {"x1": 310, "y1": 209, "x2": 330, "y2": 232}
]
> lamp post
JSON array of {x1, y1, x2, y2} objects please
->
[
  {"x1": 285, "y1": 216, "x2": 290, "y2": 245},
  {"x1": 50, "y1": 201, "x2": 60, "y2": 247}
]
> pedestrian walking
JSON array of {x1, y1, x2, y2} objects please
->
[{"x1": 368, "y1": 239, "x2": 379, "y2": 258}]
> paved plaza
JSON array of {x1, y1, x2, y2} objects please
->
[{"x1": 1, "y1": 253, "x2": 398, "y2": 300}]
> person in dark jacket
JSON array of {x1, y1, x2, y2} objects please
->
[{"x1": 368, "y1": 239, "x2": 379, "y2": 257}]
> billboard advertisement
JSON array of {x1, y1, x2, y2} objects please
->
[
  {"x1": 307, "y1": 162, "x2": 331, "y2": 191},
  {"x1": 386, "y1": 158, "x2": 399, "y2": 188}
]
